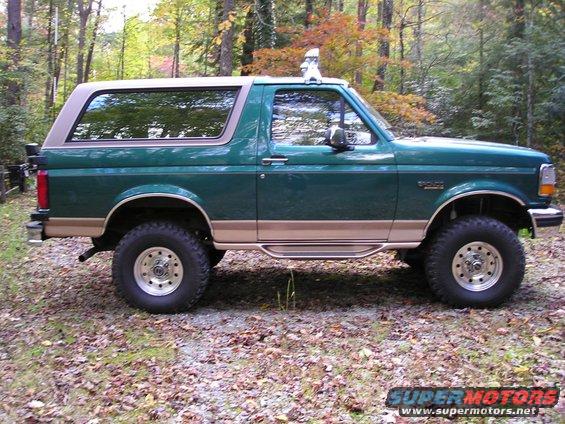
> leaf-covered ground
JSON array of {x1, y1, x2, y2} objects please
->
[{"x1": 1, "y1": 193, "x2": 563, "y2": 423}]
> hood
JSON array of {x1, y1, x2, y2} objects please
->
[{"x1": 392, "y1": 136, "x2": 551, "y2": 168}]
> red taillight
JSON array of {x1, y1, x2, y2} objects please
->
[{"x1": 37, "y1": 170, "x2": 49, "y2": 209}]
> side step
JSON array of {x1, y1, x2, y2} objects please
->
[{"x1": 260, "y1": 243, "x2": 385, "y2": 259}]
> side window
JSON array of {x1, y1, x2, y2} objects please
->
[
  {"x1": 271, "y1": 89, "x2": 374, "y2": 146},
  {"x1": 69, "y1": 88, "x2": 239, "y2": 142}
]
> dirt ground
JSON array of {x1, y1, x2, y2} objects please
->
[{"x1": 0, "y1": 194, "x2": 563, "y2": 422}]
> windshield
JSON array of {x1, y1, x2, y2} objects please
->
[{"x1": 349, "y1": 88, "x2": 394, "y2": 137}]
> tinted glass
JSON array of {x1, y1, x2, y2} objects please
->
[
  {"x1": 70, "y1": 89, "x2": 238, "y2": 141},
  {"x1": 271, "y1": 90, "x2": 373, "y2": 146}
]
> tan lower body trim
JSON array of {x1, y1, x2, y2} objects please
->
[
  {"x1": 388, "y1": 220, "x2": 428, "y2": 242},
  {"x1": 211, "y1": 220, "x2": 256, "y2": 242},
  {"x1": 42, "y1": 218, "x2": 429, "y2": 246},
  {"x1": 44, "y1": 218, "x2": 105, "y2": 238},
  {"x1": 258, "y1": 220, "x2": 392, "y2": 241}
]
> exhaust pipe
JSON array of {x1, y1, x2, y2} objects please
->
[{"x1": 79, "y1": 246, "x2": 101, "y2": 262}]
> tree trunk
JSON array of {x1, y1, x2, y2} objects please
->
[
  {"x1": 218, "y1": 0, "x2": 234, "y2": 76},
  {"x1": 6, "y1": 0, "x2": 23, "y2": 105},
  {"x1": 414, "y1": 0, "x2": 424, "y2": 86},
  {"x1": 44, "y1": 0, "x2": 54, "y2": 116},
  {"x1": 210, "y1": 0, "x2": 223, "y2": 73},
  {"x1": 172, "y1": 5, "x2": 182, "y2": 78},
  {"x1": 57, "y1": 0, "x2": 73, "y2": 102},
  {"x1": 509, "y1": 0, "x2": 525, "y2": 144},
  {"x1": 26, "y1": 0, "x2": 35, "y2": 32},
  {"x1": 510, "y1": 0, "x2": 525, "y2": 40},
  {"x1": 525, "y1": 3, "x2": 535, "y2": 147},
  {"x1": 354, "y1": 0, "x2": 369, "y2": 85},
  {"x1": 305, "y1": 0, "x2": 313, "y2": 28},
  {"x1": 255, "y1": 0, "x2": 276, "y2": 49},
  {"x1": 337, "y1": 0, "x2": 344, "y2": 12},
  {"x1": 477, "y1": 0, "x2": 486, "y2": 110},
  {"x1": 399, "y1": 3, "x2": 406, "y2": 94},
  {"x1": 240, "y1": 8, "x2": 254, "y2": 75},
  {"x1": 84, "y1": 0, "x2": 102, "y2": 83},
  {"x1": 76, "y1": 0, "x2": 93, "y2": 85},
  {"x1": 117, "y1": 7, "x2": 126, "y2": 79},
  {"x1": 374, "y1": 0, "x2": 393, "y2": 91}
]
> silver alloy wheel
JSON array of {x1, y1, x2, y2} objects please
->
[
  {"x1": 133, "y1": 247, "x2": 183, "y2": 296},
  {"x1": 451, "y1": 241, "x2": 503, "y2": 291}
]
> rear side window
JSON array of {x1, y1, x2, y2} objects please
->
[{"x1": 69, "y1": 89, "x2": 239, "y2": 142}]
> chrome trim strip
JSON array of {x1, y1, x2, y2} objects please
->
[
  {"x1": 423, "y1": 190, "x2": 526, "y2": 235},
  {"x1": 45, "y1": 218, "x2": 105, "y2": 237},
  {"x1": 258, "y1": 220, "x2": 392, "y2": 241},
  {"x1": 103, "y1": 194, "x2": 214, "y2": 236}
]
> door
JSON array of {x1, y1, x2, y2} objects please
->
[{"x1": 257, "y1": 85, "x2": 397, "y2": 241}]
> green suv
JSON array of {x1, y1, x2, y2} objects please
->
[{"x1": 26, "y1": 50, "x2": 562, "y2": 313}]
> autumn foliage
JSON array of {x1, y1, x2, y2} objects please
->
[{"x1": 244, "y1": 14, "x2": 435, "y2": 127}]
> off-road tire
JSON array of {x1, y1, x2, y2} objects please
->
[
  {"x1": 112, "y1": 221, "x2": 209, "y2": 313},
  {"x1": 208, "y1": 248, "x2": 226, "y2": 268},
  {"x1": 425, "y1": 216, "x2": 525, "y2": 307}
]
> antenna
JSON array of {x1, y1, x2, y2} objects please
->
[{"x1": 300, "y1": 48, "x2": 322, "y2": 84}]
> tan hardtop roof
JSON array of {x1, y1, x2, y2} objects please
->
[
  {"x1": 43, "y1": 75, "x2": 349, "y2": 149},
  {"x1": 72, "y1": 75, "x2": 348, "y2": 92}
]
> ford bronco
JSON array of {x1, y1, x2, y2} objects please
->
[{"x1": 26, "y1": 49, "x2": 562, "y2": 313}]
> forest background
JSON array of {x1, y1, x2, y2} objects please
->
[{"x1": 0, "y1": 0, "x2": 563, "y2": 169}]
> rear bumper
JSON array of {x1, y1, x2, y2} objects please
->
[
  {"x1": 26, "y1": 221, "x2": 44, "y2": 246},
  {"x1": 528, "y1": 206, "x2": 563, "y2": 238}
]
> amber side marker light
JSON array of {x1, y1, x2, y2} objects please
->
[{"x1": 538, "y1": 164, "x2": 556, "y2": 197}]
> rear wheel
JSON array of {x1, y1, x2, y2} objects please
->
[
  {"x1": 425, "y1": 216, "x2": 525, "y2": 307},
  {"x1": 112, "y1": 221, "x2": 209, "y2": 313}
]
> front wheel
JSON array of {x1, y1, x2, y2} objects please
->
[
  {"x1": 425, "y1": 216, "x2": 525, "y2": 307},
  {"x1": 112, "y1": 221, "x2": 210, "y2": 313}
]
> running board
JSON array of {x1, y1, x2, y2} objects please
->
[
  {"x1": 261, "y1": 243, "x2": 384, "y2": 259},
  {"x1": 213, "y1": 241, "x2": 421, "y2": 259}
]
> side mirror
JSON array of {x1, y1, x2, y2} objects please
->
[{"x1": 325, "y1": 126, "x2": 353, "y2": 152}]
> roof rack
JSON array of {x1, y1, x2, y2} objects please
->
[{"x1": 300, "y1": 48, "x2": 322, "y2": 84}]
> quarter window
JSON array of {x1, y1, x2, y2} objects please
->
[
  {"x1": 271, "y1": 89, "x2": 374, "y2": 146},
  {"x1": 69, "y1": 89, "x2": 238, "y2": 142}
]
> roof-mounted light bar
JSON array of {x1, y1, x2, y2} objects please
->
[{"x1": 300, "y1": 48, "x2": 322, "y2": 84}]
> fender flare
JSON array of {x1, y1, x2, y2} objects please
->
[
  {"x1": 103, "y1": 186, "x2": 212, "y2": 235},
  {"x1": 423, "y1": 189, "x2": 527, "y2": 236}
]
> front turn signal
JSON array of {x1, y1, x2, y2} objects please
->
[
  {"x1": 538, "y1": 164, "x2": 556, "y2": 197},
  {"x1": 539, "y1": 184, "x2": 555, "y2": 196}
]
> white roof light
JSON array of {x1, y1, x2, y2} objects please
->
[{"x1": 300, "y1": 48, "x2": 322, "y2": 84}]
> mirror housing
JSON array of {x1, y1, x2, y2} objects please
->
[{"x1": 325, "y1": 126, "x2": 353, "y2": 152}]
